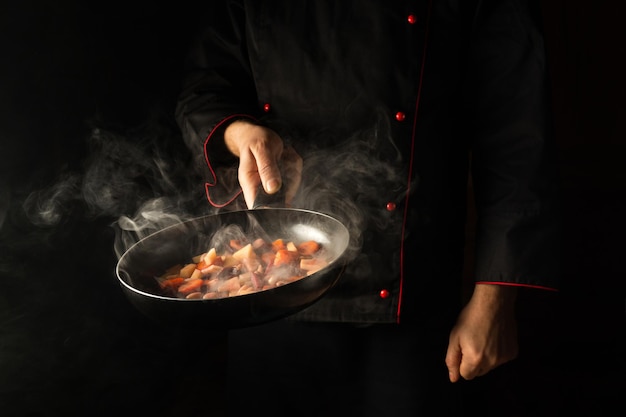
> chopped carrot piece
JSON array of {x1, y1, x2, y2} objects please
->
[
  {"x1": 178, "y1": 278, "x2": 203, "y2": 294},
  {"x1": 272, "y1": 238, "x2": 286, "y2": 252},
  {"x1": 297, "y1": 240, "x2": 321, "y2": 256},
  {"x1": 196, "y1": 259, "x2": 208, "y2": 270},
  {"x1": 160, "y1": 276, "x2": 184, "y2": 290},
  {"x1": 274, "y1": 249, "x2": 299, "y2": 267}
]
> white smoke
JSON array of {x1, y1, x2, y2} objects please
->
[
  {"x1": 19, "y1": 115, "x2": 208, "y2": 259},
  {"x1": 18, "y1": 109, "x2": 412, "y2": 265}
]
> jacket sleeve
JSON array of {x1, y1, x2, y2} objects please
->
[
  {"x1": 174, "y1": 0, "x2": 259, "y2": 207},
  {"x1": 464, "y1": 0, "x2": 561, "y2": 290}
]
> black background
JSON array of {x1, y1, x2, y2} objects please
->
[{"x1": 1, "y1": 1, "x2": 624, "y2": 416}]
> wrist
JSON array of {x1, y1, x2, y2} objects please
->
[{"x1": 471, "y1": 283, "x2": 518, "y2": 311}]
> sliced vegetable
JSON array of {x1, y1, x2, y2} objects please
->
[
  {"x1": 273, "y1": 249, "x2": 299, "y2": 267},
  {"x1": 155, "y1": 236, "x2": 329, "y2": 300},
  {"x1": 178, "y1": 278, "x2": 203, "y2": 294},
  {"x1": 297, "y1": 240, "x2": 321, "y2": 256}
]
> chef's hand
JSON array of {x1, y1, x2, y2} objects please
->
[
  {"x1": 224, "y1": 119, "x2": 302, "y2": 209},
  {"x1": 445, "y1": 284, "x2": 519, "y2": 382}
]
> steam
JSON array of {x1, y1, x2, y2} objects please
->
[
  {"x1": 22, "y1": 172, "x2": 82, "y2": 227},
  {"x1": 18, "y1": 110, "x2": 410, "y2": 267},
  {"x1": 20, "y1": 116, "x2": 209, "y2": 259},
  {"x1": 290, "y1": 117, "x2": 407, "y2": 262}
]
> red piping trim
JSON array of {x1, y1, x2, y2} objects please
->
[
  {"x1": 396, "y1": 1, "x2": 433, "y2": 324},
  {"x1": 203, "y1": 113, "x2": 258, "y2": 208},
  {"x1": 474, "y1": 281, "x2": 559, "y2": 292}
]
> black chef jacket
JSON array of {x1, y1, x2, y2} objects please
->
[{"x1": 175, "y1": 0, "x2": 561, "y2": 326}]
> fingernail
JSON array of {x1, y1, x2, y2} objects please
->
[{"x1": 266, "y1": 179, "x2": 280, "y2": 193}]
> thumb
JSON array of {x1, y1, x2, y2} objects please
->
[{"x1": 445, "y1": 340, "x2": 462, "y2": 383}]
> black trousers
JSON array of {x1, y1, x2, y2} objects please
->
[{"x1": 226, "y1": 320, "x2": 463, "y2": 417}]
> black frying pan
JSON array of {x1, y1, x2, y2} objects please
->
[{"x1": 115, "y1": 208, "x2": 350, "y2": 329}]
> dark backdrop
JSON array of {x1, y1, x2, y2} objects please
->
[{"x1": 1, "y1": 1, "x2": 624, "y2": 416}]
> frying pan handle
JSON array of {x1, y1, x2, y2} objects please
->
[{"x1": 252, "y1": 183, "x2": 286, "y2": 209}]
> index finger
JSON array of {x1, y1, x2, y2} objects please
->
[
  {"x1": 256, "y1": 153, "x2": 282, "y2": 195},
  {"x1": 238, "y1": 148, "x2": 282, "y2": 209}
]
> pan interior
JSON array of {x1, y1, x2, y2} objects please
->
[{"x1": 116, "y1": 208, "x2": 350, "y2": 300}]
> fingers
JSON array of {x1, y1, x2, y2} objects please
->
[
  {"x1": 445, "y1": 335, "x2": 494, "y2": 382},
  {"x1": 247, "y1": 142, "x2": 283, "y2": 208},
  {"x1": 445, "y1": 342, "x2": 462, "y2": 383},
  {"x1": 256, "y1": 152, "x2": 282, "y2": 195},
  {"x1": 280, "y1": 146, "x2": 303, "y2": 206},
  {"x1": 225, "y1": 121, "x2": 302, "y2": 208},
  {"x1": 238, "y1": 151, "x2": 263, "y2": 209},
  {"x1": 229, "y1": 127, "x2": 281, "y2": 208},
  {"x1": 459, "y1": 358, "x2": 485, "y2": 381},
  {"x1": 446, "y1": 354, "x2": 487, "y2": 382}
]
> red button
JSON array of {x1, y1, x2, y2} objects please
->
[
  {"x1": 263, "y1": 103, "x2": 271, "y2": 112},
  {"x1": 407, "y1": 14, "x2": 417, "y2": 24},
  {"x1": 379, "y1": 289, "x2": 390, "y2": 299},
  {"x1": 386, "y1": 202, "x2": 396, "y2": 211},
  {"x1": 395, "y1": 111, "x2": 406, "y2": 121}
]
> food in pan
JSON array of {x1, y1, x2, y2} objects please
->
[{"x1": 156, "y1": 237, "x2": 329, "y2": 299}]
